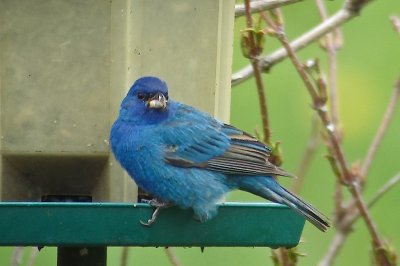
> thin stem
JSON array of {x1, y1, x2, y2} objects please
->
[
  {"x1": 27, "y1": 247, "x2": 39, "y2": 266},
  {"x1": 272, "y1": 248, "x2": 295, "y2": 266},
  {"x1": 315, "y1": 0, "x2": 341, "y2": 127},
  {"x1": 232, "y1": 0, "x2": 376, "y2": 86},
  {"x1": 322, "y1": 77, "x2": 400, "y2": 265},
  {"x1": 276, "y1": 33, "x2": 320, "y2": 103},
  {"x1": 292, "y1": 115, "x2": 320, "y2": 193},
  {"x1": 274, "y1": 23, "x2": 391, "y2": 266},
  {"x1": 276, "y1": 33, "x2": 350, "y2": 180},
  {"x1": 244, "y1": 0, "x2": 271, "y2": 142},
  {"x1": 10, "y1": 247, "x2": 24, "y2": 266},
  {"x1": 368, "y1": 172, "x2": 400, "y2": 208},
  {"x1": 349, "y1": 184, "x2": 384, "y2": 249},
  {"x1": 235, "y1": 0, "x2": 303, "y2": 18},
  {"x1": 315, "y1": 0, "x2": 345, "y2": 228},
  {"x1": 280, "y1": 248, "x2": 292, "y2": 266},
  {"x1": 120, "y1": 247, "x2": 130, "y2": 266},
  {"x1": 361, "y1": 78, "x2": 400, "y2": 177},
  {"x1": 320, "y1": 172, "x2": 400, "y2": 266},
  {"x1": 165, "y1": 248, "x2": 182, "y2": 266},
  {"x1": 318, "y1": 230, "x2": 347, "y2": 266}
]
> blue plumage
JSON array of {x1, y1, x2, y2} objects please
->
[{"x1": 110, "y1": 76, "x2": 329, "y2": 231}]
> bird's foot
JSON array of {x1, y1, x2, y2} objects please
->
[
  {"x1": 140, "y1": 198, "x2": 172, "y2": 226},
  {"x1": 141, "y1": 198, "x2": 170, "y2": 208}
]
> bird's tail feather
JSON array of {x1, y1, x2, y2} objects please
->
[
  {"x1": 268, "y1": 186, "x2": 329, "y2": 232},
  {"x1": 238, "y1": 177, "x2": 330, "y2": 232}
]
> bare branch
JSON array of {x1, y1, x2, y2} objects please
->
[
  {"x1": 271, "y1": 11, "x2": 391, "y2": 264},
  {"x1": 349, "y1": 184, "x2": 391, "y2": 265},
  {"x1": 27, "y1": 247, "x2": 39, "y2": 266},
  {"x1": 165, "y1": 248, "x2": 182, "y2": 266},
  {"x1": 120, "y1": 247, "x2": 130, "y2": 266},
  {"x1": 292, "y1": 115, "x2": 320, "y2": 193},
  {"x1": 368, "y1": 172, "x2": 400, "y2": 208},
  {"x1": 243, "y1": 0, "x2": 272, "y2": 143},
  {"x1": 235, "y1": 0, "x2": 303, "y2": 18},
  {"x1": 361, "y1": 78, "x2": 400, "y2": 177},
  {"x1": 318, "y1": 230, "x2": 347, "y2": 266},
  {"x1": 315, "y1": 0, "x2": 345, "y2": 230},
  {"x1": 315, "y1": 0, "x2": 342, "y2": 127},
  {"x1": 320, "y1": 77, "x2": 400, "y2": 265},
  {"x1": 10, "y1": 247, "x2": 24, "y2": 266},
  {"x1": 232, "y1": 0, "x2": 375, "y2": 86},
  {"x1": 320, "y1": 172, "x2": 400, "y2": 266}
]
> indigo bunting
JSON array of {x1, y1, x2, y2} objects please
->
[{"x1": 110, "y1": 76, "x2": 329, "y2": 231}]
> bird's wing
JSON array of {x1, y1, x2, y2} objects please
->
[{"x1": 162, "y1": 104, "x2": 293, "y2": 177}]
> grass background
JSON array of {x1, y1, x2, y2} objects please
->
[{"x1": 1, "y1": 1, "x2": 399, "y2": 265}]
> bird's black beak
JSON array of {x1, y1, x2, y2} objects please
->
[{"x1": 146, "y1": 92, "x2": 168, "y2": 110}]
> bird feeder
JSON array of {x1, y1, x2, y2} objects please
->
[{"x1": 0, "y1": 1, "x2": 305, "y2": 265}]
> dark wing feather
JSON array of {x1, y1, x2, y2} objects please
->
[
  {"x1": 205, "y1": 124, "x2": 295, "y2": 177},
  {"x1": 163, "y1": 106, "x2": 294, "y2": 178}
]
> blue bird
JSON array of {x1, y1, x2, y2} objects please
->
[{"x1": 110, "y1": 76, "x2": 329, "y2": 231}]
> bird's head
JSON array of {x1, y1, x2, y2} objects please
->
[{"x1": 118, "y1": 76, "x2": 170, "y2": 124}]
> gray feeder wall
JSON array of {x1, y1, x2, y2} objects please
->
[{"x1": 0, "y1": 0, "x2": 235, "y2": 201}]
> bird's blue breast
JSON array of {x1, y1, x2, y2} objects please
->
[{"x1": 110, "y1": 118, "x2": 233, "y2": 217}]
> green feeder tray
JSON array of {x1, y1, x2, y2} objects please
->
[{"x1": 0, "y1": 202, "x2": 305, "y2": 248}]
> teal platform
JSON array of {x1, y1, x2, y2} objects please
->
[{"x1": 0, "y1": 202, "x2": 305, "y2": 248}]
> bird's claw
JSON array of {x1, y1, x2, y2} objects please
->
[
  {"x1": 139, "y1": 198, "x2": 172, "y2": 226},
  {"x1": 139, "y1": 206, "x2": 161, "y2": 226}
]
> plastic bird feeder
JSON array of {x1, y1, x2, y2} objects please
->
[
  {"x1": 0, "y1": 202, "x2": 305, "y2": 248},
  {"x1": 0, "y1": 1, "x2": 306, "y2": 265}
]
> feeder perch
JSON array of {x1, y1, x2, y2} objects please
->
[{"x1": 0, "y1": 202, "x2": 305, "y2": 248}]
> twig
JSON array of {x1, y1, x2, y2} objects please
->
[
  {"x1": 320, "y1": 77, "x2": 400, "y2": 265},
  {"x1": 350, "y1": 184, "x2": 390, "y2": 265},
  {"x1": 235, "y1": 0, "x2": 303, "y2": 18},
  {"x1": 280, "y1": 248, "x2": 292, "y2": 266},
  {"x1": 315, "y1": 0, "x2": 342, "y2": 127},
  {"x1": 292, "y1": 115, "x2": 320, "y2": 193},
  {"x1": 165, "y1": 248, "x2": 182, "y2": 266},
  {"x1": 10, "y1": 247, "x2": 24, "y2": 266},
  {"x1": 321, "y1": 79, "x2": 400, "y2": 265},
  {"x1": 271, "y1": 248, "x2": 296, "y2": 266},
  {"x1": 368, "y1": 172, "x2": 400, "y2": 208},
  {"x1": 320, "y1": 172, "x2": 400, "y2": 266},
  {"x1": 361, "y1": 78, "x2": 400, "y2": 177},
  {"x1": 315, "y1": 0, "x2": 345, "y2": 228},
  {"x1": 232, "y1": 0, "x2": 375, "y2": 86},
  {"x1": 270, "y1": 3, "x2": 391, "y2": 263},
  {"x1": 243, "y1": 0, "x2": 271, "y2": 142},
  {"x1": 318, "y1": 230, "x2": 347, "y2": 266},
  {"x1": 120, "y1": 247, "x2": 130, "y2": 266},
  {"x1": 27, "y1": 247, "x2": 39, "y2": 266}
]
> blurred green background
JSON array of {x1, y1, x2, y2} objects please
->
[{"x1": 1, "y1": 1, "x2": 399, "y2": 265}]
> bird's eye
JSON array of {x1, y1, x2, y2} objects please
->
[
  {"x1": 137, "y1": 92, "x2": 147, "y2": 101},
  {"x1": 165, "y1": 94, "x2": 169, "y2": 100}
]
